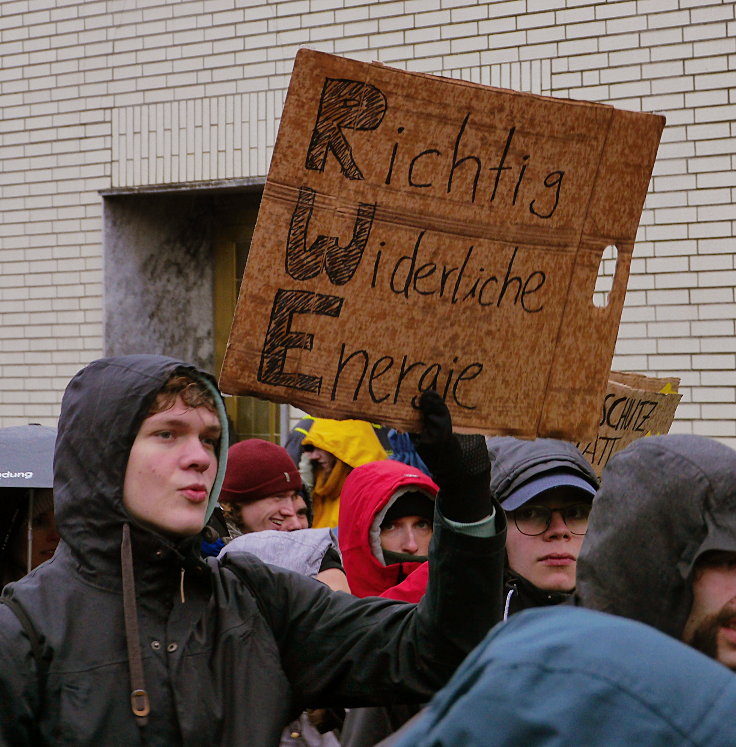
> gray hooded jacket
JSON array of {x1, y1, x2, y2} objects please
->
[
  {"x1": 0, "y1": 355, "x2": 505, "y2": 746},
  {"x1": 576, "y1": 434, "x2": 736, "y2": 639}
]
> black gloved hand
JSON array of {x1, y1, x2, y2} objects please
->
[{"x1": 411, "y1": 390, "x2": 492, "y2": 524}]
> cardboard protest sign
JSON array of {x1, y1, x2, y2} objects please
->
[
  {"x1": 577, "y1": 372, "x2": 682, "y2": 477},
  {"x1": 220, "y1": 49, "x2": 665, "y2": 439}
]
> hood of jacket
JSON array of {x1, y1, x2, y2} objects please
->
[
  {"x1": 338, "y1": 460, "x2": 437, "y2": 599},
  {"x1": 486, "y1": 436, "x2": 599, "y2": 505},
  {"x1": 54, "y1": 355, "x2": 229, "y2": 582},
  {"x1": 302, "y1": 418, "x2": 387, "y2": 468},
  {"x1": 576, "y1": 434, "x2": 736, "y2": 639}
]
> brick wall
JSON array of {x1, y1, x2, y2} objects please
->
[{"x1": 1, "y1": 0, "x2": 734, "y2": 446}]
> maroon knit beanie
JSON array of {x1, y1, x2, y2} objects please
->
[{"x1": 219, "y1": 439, "x2": 302, "y2": 504}]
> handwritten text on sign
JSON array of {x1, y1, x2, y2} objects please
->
[
  {"x1": 220, "y1": 50, "x2": 665, "y2": 438},
  {"x1": 577, "y1": 373, "x2": 682, "y2": 477}
]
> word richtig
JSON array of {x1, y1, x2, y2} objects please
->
[
  {"x1": 382, "y1": 116, "x2": 565, "y2": 220},
  {"x1": 304, "y1": 78, "x2": 566, "y2": 220}
]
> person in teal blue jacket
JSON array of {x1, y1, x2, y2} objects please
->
[{"x1": 390, "y1": 605, "x2": 736, "y2": 747}]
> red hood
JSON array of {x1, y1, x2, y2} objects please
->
[{"x1": 338, "y1": 460, "x2": 438, "y2": 601}]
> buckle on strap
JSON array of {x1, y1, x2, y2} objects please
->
[{"x1": 131, "y1": 688, "x2": 151, "y2": 717}]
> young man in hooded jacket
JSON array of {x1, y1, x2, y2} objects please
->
[{"x1": 0, "y1": 355, "x2": 505, "y2": 746}]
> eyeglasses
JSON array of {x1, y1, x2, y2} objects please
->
[{"x1": 510, "y1": 503, "x2": 591, "y2": 536}]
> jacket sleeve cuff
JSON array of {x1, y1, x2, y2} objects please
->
[{"x1": 437, "y1": 505, "x2": 497, "y2": 538}]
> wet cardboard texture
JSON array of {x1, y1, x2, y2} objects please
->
[
  {"x1": 220, "y1": 49, "x2": 665, "y2": 439},
  {"x1": 578, "y1": 372, "x2": 682, "y2": 477}
]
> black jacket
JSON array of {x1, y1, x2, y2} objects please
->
[
  {"x1": 502, "y1": 569, "x2": 570, "y2": 618},
  {"x1": 0, "y1": 355, "x2": 506, "y2": 746},
  {"x1": 576, "y1": 434, "x2": 736, "y2": 639}
]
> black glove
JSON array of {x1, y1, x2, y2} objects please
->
[{"x1": 411, "y1": 390, "x2": 492, "y2": 524}]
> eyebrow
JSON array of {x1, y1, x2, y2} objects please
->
[{"x1": 148, "y1": 417, "x2": 222, "y2": 436}]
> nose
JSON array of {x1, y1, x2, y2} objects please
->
[
  {"x1": 277, "y1": 500, "x2": 302, "y2": 531},
  {"x1": 544, "y1": 510, "x2": 571, "y2": 539},
  {"x1": 400, "y1": 528, "x2": 419, "y2": 555},
  {"x1": 279, "y1": 500, "x2": 296, "y2": 517},
  {"x1": 280, "y1": 514, "x2": 303, "y2": 531},
  {"x1": 182, "y1": 437, "x2": 213, "y2": 472}
]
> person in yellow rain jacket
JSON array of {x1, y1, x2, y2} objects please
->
[{"x1": 300, "y1": 419, "x2": 387, "y2": 528}]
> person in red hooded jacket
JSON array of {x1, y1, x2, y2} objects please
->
[
  {"x1": 338, "y1": 459, "x2": 439, "y2": 745},
  {"x1": 338, "y1": 459, "x2": 438, "y2": 604}
]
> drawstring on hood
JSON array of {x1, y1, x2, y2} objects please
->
[
  {"x1": 25, "y1": 490, "x2": 34, "y2": 574},
  {"x1": 503, "y1": 570, "x2": 571, "y2": 619},
  {"x1": 503, "y1": 588, "x2": 514, "y2": 620},
  {"x1": 121, "y1": 522, "x2": 150, "y2": 726}
]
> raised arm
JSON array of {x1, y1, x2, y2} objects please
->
[{"x1": 221, "y1": 391, "x2": 507, "y2": 710}]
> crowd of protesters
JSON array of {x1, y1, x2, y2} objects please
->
[{"x1": 1, "y1": 353, "x2": 736, "y2": 746}]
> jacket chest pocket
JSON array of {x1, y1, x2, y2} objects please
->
[{"x1": 53, "y1": 669, "x2": 136, "y2": 746}]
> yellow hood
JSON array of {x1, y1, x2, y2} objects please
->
[{"x1": 302, "y1": 419, "x2": 387, "y2": 468}]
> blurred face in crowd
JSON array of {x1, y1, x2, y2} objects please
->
[
  {"x1": 505, "y1": 488, "x2": 591, "y2": 592},
  {"x1": 380, "y1": 516, "x2": 433, "y2": 557},
  {"x1": 682, "y1": 550, "x2": 736, "y2": 671},
  {"x1": 123, "y1": 395, "x2": 220, "y2": 537},
  {"x1": 10, "y1": 489, "x2": 59, "y2": 570},
  {"x1": 236, "y1": 491, "x2": 309, "y2": 533},
  {"x1": 308, "y1": 448, "x2": 336, "y2": 479}
]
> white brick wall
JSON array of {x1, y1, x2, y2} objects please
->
[{"x1": 1, "y1": 0, "x2": 735, "y2": 448}]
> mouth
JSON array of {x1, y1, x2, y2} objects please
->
[
  {"x1": 181, "y1": 485, "x2": 208, "y2": 503},
  {"x1": 720, "y1": 618, "x2": 736, "y2": 645},
  {"x1": 540, "y1": 553, "x2": 575, "y2": 566}
]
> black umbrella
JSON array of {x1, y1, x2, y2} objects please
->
[
  {"x1": 0, "y1": 424, "x2": 56, "y2": 488},
  {"x1": 0, "y1": 424, "x2": 56, "y2": 576}
]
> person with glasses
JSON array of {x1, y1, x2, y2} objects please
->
[{"x1": 486, "y1": 436, "x2": 599, "y2": 618}]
